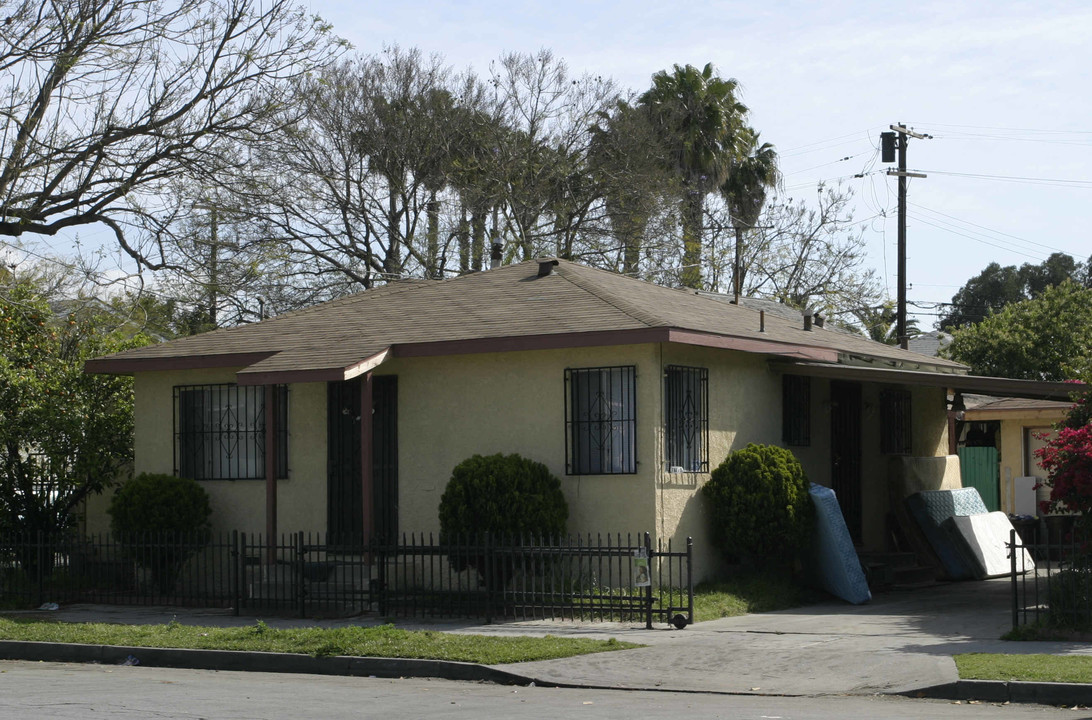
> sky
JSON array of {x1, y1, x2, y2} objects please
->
[
  {"x1": 8, "y1": 1, "x2": 1088, "y2": 330},
  {"x1": 319, "y1": 0, "x2": 1092, "y2": 328}
]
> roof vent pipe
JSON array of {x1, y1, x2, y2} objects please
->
[
  {"x1": 490, "y1": 242, "x2": 503, "y2": 269},
  {"x1": 759, "y1": 310, "x2": 765, "y2": 333},
  {"x1": 814, "y1": 311, "x2": 824, "y2": 329},
  {"x1": 803, "y1": 307, "x2": 814, "y2": 331},
  {"x1": 537, "y1": 258, "x2": 559, "y2": 277}
]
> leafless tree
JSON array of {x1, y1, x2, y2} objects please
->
[
  {"x1": 719, "y1": 183, "x2": 883, "y2": 315},
  {"x1": 0, "y1": 0, "x2": 343, "y2": 269}
]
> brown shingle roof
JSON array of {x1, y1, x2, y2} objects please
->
[{"x1": 87, "y1": 259, "x2": 966, "y2": 382}]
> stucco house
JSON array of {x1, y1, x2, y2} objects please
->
[
  {"x1": 956, "y1": 395, "x2": 1071, "y2": 516},
  {"x1": 84, "y1": 259, "x2": 1075, "y2": 581}
]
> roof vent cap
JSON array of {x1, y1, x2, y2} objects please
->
[{"x1": 537, "y1": 258, "x2": 559, "y2": 277}]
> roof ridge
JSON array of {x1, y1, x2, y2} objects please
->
[{"x1": 554, "y1": 262, "x2": 668, "y2": 328}]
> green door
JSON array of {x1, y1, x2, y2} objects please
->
[{"x1": 958, "y1": 446, "x2": 1000, "y2": 511}]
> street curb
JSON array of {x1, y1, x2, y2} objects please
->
[
  {"x1": 6, "y1": 639, "x2": 1089, "y2": 706},
  {"x1": 0, "y1": 640, "x2": 537, "y2": 686},
  {"x1": 906, "y1": 680, "x2": 1092, "y2": 707}
]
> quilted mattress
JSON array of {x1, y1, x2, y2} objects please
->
[
  {"x1": 905, "y1": 487, "x2": 990, "y2": 580},
  {"x1": 808, "y1": 484, "x2": 871, "y2": 604},
  {"x1": 942, "y1": 512, "x2": 1035, "y2": 579}
]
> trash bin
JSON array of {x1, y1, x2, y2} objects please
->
[{"x1": 1009, "y1": 515, "x2": 1038, "y2": 546}]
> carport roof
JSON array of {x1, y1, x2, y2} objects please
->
[{"x1": 773, "y1": 360, "x2": 1080, "y2": 401}]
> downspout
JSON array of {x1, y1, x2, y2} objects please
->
[
  {"x1": 658, "y1": 342, "x2": 665, "y2": 542},
  {"x1": 264, "y1": 384, "x2": 277, "y2": 562},
  {"x1": 360, "y1": 372, "x2": 374, "y2": 547}
]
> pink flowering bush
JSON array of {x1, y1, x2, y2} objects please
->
[{"x1": 1035, "y1": 384, "x2": 1092, "y2": 527}]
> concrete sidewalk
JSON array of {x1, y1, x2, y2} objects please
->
[
  {"x1": 3, "y1": 578, "x2": 1091, "y2": 703},
  {"x1": 493, "y1": 578, "x2": 1092, "y2": 697}
]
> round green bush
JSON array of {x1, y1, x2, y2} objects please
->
[
  {"x1": 108, "y1": 472, "x2": 212, "y2": 537},
  {"x1": 701, "y1": 443, "x2": 813, "y2": 565},
  {"x1": 438, "y1": 453, "x2": 568, "y2": 542},
  {"x1": 107, "y1": 473, "x2": 212, "y2": 593}
]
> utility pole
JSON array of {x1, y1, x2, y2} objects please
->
[{"x1": 880, "y1": 123, "x2": 930, "y2": 349}]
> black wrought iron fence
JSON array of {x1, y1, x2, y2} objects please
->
[
  {"x1": 1010, "y1": 525, "x2": 1092, "y2": 632},
  {"x1": 1, "y1": 531, "x2": 692, "y2": 628}
]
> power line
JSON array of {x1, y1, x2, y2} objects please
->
[
  {"x1": 779, "y1": 129, "x2": 875, "y2": 156},
  {"x1": 906, "y1": 121, "x2": 1092, "y2": 135},
  {"x1": 783, "y1": 151, "x2": 872, "y2": 177},
  {"x1": 932, "y1": 133, "x2": 1092, "y2": 148},
  {"x1": 913, "y1": 169, "x2": 1092, "y2": 188},
  {"x1": 906, "y1": 213, "x2": 1048, "y2": 261},
  {"x1": 908, "y1": 202, "x2": 1076, "y2": 257}
]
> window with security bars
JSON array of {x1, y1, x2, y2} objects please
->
[
  {"x1": 782, "y1": 375, "x2": 811, "y2": 447},
  {"x1": 664, "y1": 365, "x2": 708, "y2": 472},
  {"x1": 881, "y1": 388, "x2": 912, "y2": 455},
  {"x1": 565, "y1": 366, "x2": 636, "y2": 475},
  {"x1": 174, "y1": 384, "x2": 288, "y2": 480}
]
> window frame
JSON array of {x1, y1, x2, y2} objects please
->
[
  {"x1": 880, "y1": 387, "x2": 912, "y2": 455},
  {"x1": 174, "y1": 383, "x2": 288, "y2": 481},
  {"x1": 782, "y1": 374, "x2": 812, "y2": 447},
  {"x1": 564, "y1": 365, "x2": 637, "y2": 475},
  {"x1": 663, "y1": 365, "x2": 709, "y2": 473}
]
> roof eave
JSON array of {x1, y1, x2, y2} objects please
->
[
  {"x1": 774, "y1": 360, "x2": 1081, "y2": 401},
  {"x1": 84, "y1": 351, "x2": 277, "y2": 376}
]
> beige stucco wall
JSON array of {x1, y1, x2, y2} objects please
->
[
  {"x1": 859, "y1": 383, "x2": 948, "y2": 549},
  {"x1": 651, "y1": 352, "x2": 950, "y2": 573},
  {"x1": 101, "y1": 343, "x2": 952, "y2": 583},
  {"x1": 382, "y1": 344, "x2": 661, "y2": 543},
  {"x1": 653, "y1": 344, "x2": 783, "y2": 580},
  {"x1": 86, "y1": 367, "x2": 329, "y2": 539}
]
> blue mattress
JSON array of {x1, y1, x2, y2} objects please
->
[
  {"x1": 808, "y1": 484, "x2": 871, "y2": 604},
  {"x1": 905, "y1": 488, "x2": 989, "y2": 580}
]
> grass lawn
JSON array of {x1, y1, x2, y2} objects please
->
[
  {"x1": 955, "y1": 653, "x2": 1092, "y2": 684},
  {"x1": 692, "y1": 570, "x2": 824, "y2": 622},
  {"x1": 0, "y1": 617, "x2": 639, "y2": 665}
]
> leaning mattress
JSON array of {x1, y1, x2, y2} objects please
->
[
  {"x1": 905, "y1": 488, "x2": 990, "y2": 580},
  {"x1": 808, "y1": 484, "x2": 871, "y2": 604},
  {"x1": 942, "y1": 512, "x2": 1035, "y2": 579}
]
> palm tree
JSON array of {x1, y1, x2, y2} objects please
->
[
  {"x1": 589, "y1": 101, "x2": 669, "y2": 275},
  {"x1": 720, "y1": 128, "x2": 779, "y2": 297},
  {"x1": 852, "y1": 301, "x2": 921, "y2": 345},
  {"x1": 638, "y1": 63, "x2": 749, "y2": 288}
]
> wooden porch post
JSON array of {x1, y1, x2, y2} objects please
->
[
  {"x1": 360, "y1": 372, "x2": 374, "y2": 545},
  {"x1": 264, "y1": 384, "x2": 277, "y2": 560},
  {"x1": 947, "y1": 387, "x2": 959, "y2": 456}
]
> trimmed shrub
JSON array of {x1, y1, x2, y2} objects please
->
[
  {"x1": 108, "y1": 473, "x2": 212, "y2": 593},
  {"x1": 1049, "y1": 569, "x2": 1092, "y2": 630},
  {"x1": 439, "y1": 453, "x2": 568, "y2": 543},
  {"x1": 701, "y1": 443, "x2": 814, "y2": 566}
]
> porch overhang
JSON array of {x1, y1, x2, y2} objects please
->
[{"x1": 772, "y1": 360, "x2": 1081, "y2": 401}]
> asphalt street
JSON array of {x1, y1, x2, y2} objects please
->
[{"x1": 1, "y1": 662, "x2": 1089, "y2": 720}]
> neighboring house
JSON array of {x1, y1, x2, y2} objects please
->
[
  {"x1": 957, "y1": 395, "x2": 1071, "y2": 516},
  {"x1": 908, "y1": 330, "x2": 952, "y2": 358},
  {"x1": 84, "y1": 259, "x2": 1075, "y2": 581}
]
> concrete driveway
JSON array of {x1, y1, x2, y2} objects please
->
[{"x1": 487, "y1": 578, "x2": 1092, "y2": 696}]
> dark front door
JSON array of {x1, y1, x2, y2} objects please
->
[
  {"x1": 830, "y1": 381, "x2": 863, "y2": 542},
  {"x1": 372, "y1": 375, "x2": 398, "y2": 542},
  {"x1": 327, "y1": 376, "x2": 398, "y2": 547}
]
